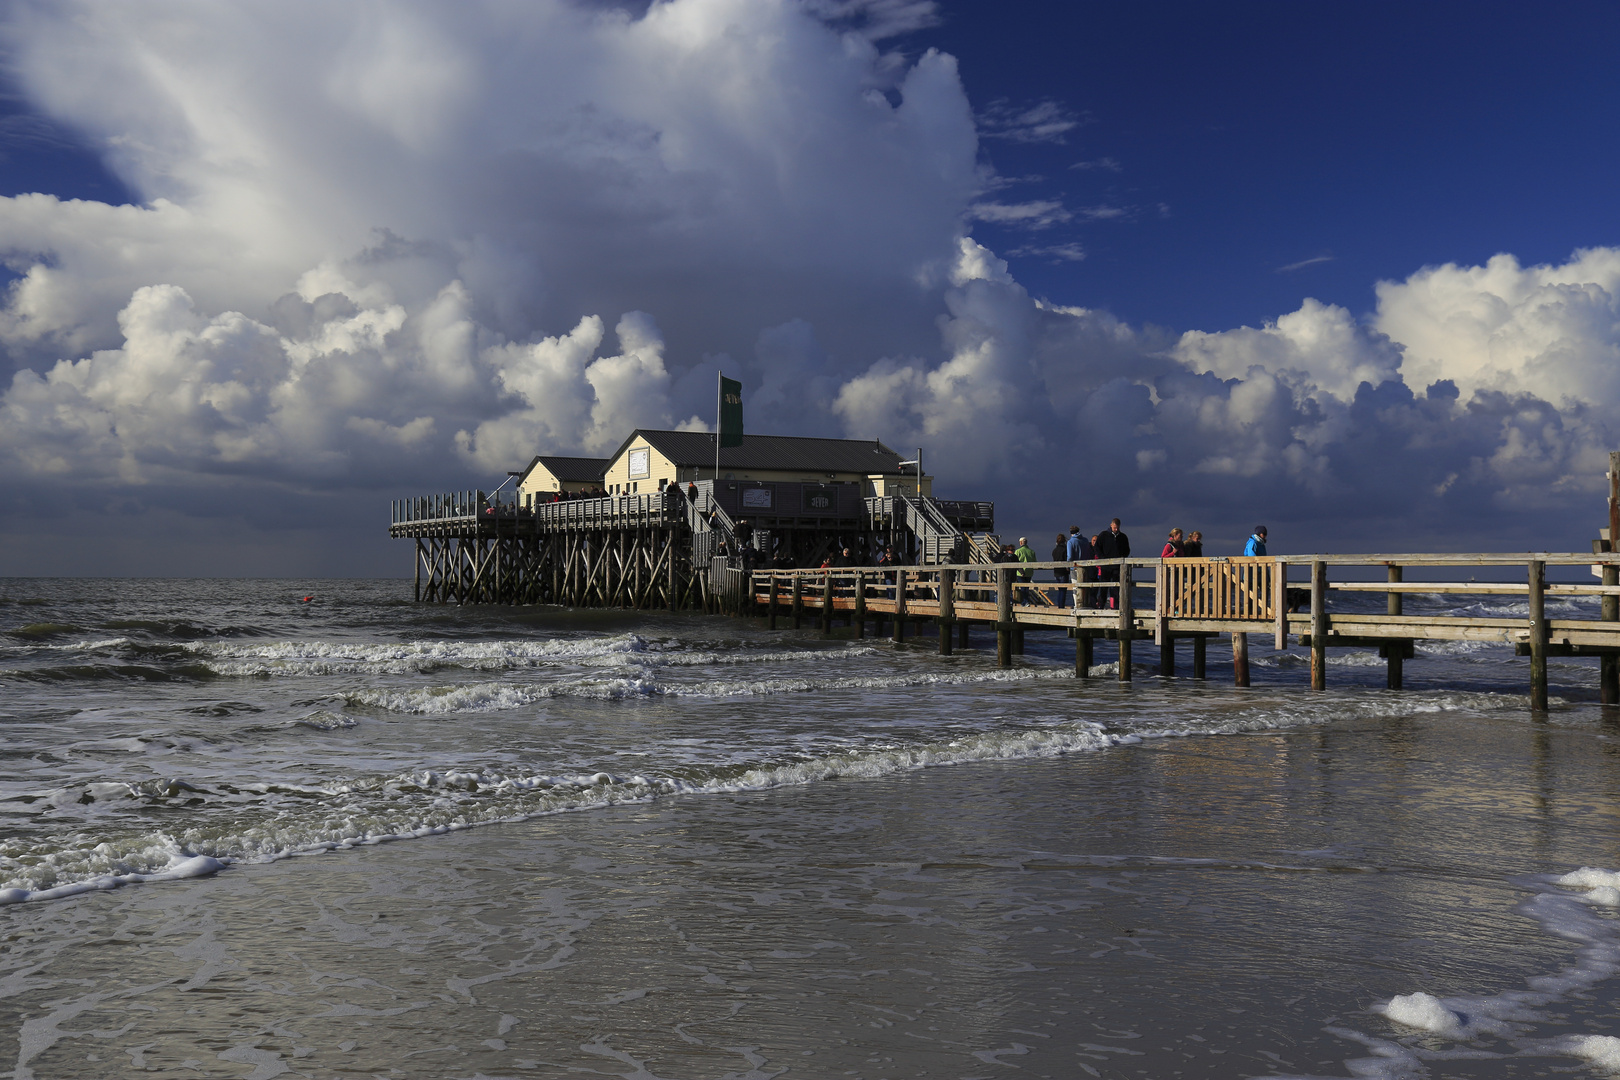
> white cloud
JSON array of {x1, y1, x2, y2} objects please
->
[
  {"x1": 0, "y1": 1, "x2": 1619, "y2": 567},
  {"x1": 967, "y1": 199, "x2": 1072, "y2": 229},
  {"x1": 1373, "y1": 249, "x2": 1620, "y2": 407},
  {"x1": 977, "y1": 99, "x2": 1083, "y2": 144}
]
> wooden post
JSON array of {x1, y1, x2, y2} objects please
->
[
  {"x1": 1118, "y1": 565, "x2": 1133, "y2": 683},
  {"x1": 996, "y1": 567, "x2": 1013, "y2": 668},
  {"x1": 1076, "y1": 634, "x2": 1093, "y2": 678},
  {"x1": 1274, "y1": 561, "x2": 1288, "y2": 650},
  {"x1": 414, "y1": 538, "x2": 423, "y2": 602},
  {"x1": 1529, "y1": 559, "x2": 1548, "y2": 712},
  {"x1": 668, "y1": 537, "x2": 678, "y2": 611},
  {"x1": 768, "y1": 576, "x2": 779, "y2": 630},
  {"x1": 1386, "y1": 564, "x2": 1403, "y2": 690},
  {"x1": 1192, "y1": 635, "x2": 1206, "y2": 680},
  {"x1": 1603, "y1": 563, "x2": 1618, "y2": 706},
  {"x1": 1232, "y1": 632, "x2": 1250, "y2": 687},
  {"x1": 893, "y1": 569, "x2": 908, "y2": 643},
  {"x1": 1159, "y1": 633, "x2": 1175, "y2": 677},
  {"x1": 791, "y1": 574, "x2": 803, "y2": 629},
  {"x1": 854, "y1": 572, "x2": 867, "y2": 638},
  {"x1": 1310, "y1": 560, "x2": 1327, "y2": 691},
  {"x1": 939, "y1": 569, "x2": 955, "y2": 656},
  {"x1": 960, "y1": 620, "x2": 970, "y2": 649},
  {"x1": 821, "y1": 572, "x2": 834, "y2": 637}
]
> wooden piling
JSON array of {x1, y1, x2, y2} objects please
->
[
  {"x1": 996, "y1": 567, "x2": 1013, "y2": 668},
  {"x1": 1159, "y1": 634, "x2": 1175, "y2": 677},
  {"x1": 1192, "y1": 635, "x2": 1206, "y2": 680},
  {"x1": 791, "y1": 574, "x2": 803, "y2": 629},
  {"x1": 768, "y1": 577, "x2": 779, "y2": 630},
  {"x1": 1076, "y1": 634, "x2": 1093, "y2": 677},
  {"x1": 1386, "y1": 564, "x2": 1403, "y2": 690},
  {"x1": 1310, "y1": 560, "x2": 1327, "y2": 691},
  {"x1": 893, "y1": 570, "x2": 908, "y2": 643},
  {"x1": 1232, "y1": 632, "x2": 1250, "y2": 687},
  {"x1": 854, "y1": 572, "x2": 867, "y2": 638},
  {"x1": 960, "y1": 620, "x2": 970, "y2": 649},
  {"x1": 939, "y1": 569, "x2": 955, "y2": 656},
  {"x1": 1118, "y1": 566, "x2": 1133, "y2": 683},
  {"x1": 1604, "y1": 563, "x2": 1619, "y2": 706},
  {"x1": 1529, "y1": 559, "x2": 1548, "y2": 711}
]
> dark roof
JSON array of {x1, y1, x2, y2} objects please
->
[
  {"x1": 519, "y1": 455, "x2": 609, "y2": 484},
  {"x1": 610, "y1": 430, "x2": 912, "y2": 474}
]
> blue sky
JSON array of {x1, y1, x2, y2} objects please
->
[
  {"x1": 0, "y1": 0, "x2": 1618, "y2": 574},
  {"x1": 929, "y1": 1, "x2": 1620, "y2": 331}
]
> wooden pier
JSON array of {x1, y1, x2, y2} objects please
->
[
  {"x1": 744, "y1": 554, "x2": 1620, "y2": 711},
  {"x1": 388, "y1": 480, "x2": 996, "y2": 610}
]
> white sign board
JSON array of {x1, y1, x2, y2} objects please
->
[
  {"x1": 628, "y1": 448, "x2": 650, "y2": 479},
  {"x1": 741, "y1": 486, "x2": 773, "y2": 509}
]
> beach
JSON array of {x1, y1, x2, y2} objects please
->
[{"x1": 4, "y1": 578, "x2": 1620, "y2": 1078}]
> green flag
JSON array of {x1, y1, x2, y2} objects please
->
[{"x1": 719, "y1": 375, "x2": 744, "y2": 448}]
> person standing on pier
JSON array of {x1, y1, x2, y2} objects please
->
[
  {"x1": 1051, "y1": 534, "x2": 1070, "y2": 607},
  {"x1": 1068, "y1": 526, "x2": 1097, "y2": 609},
  {"x1": 1095, "y1": 519, "x2": 1129, "y2": 609},
  {"x1": 1244, "y1": 526, "x2": 1267, "y2": 556},
  {"x1": 1014, "y1": 537, "x2": 1036, "y2": 604},
  {"x1": 1184, "y1": 531, "x2": 1204, "y2": 557},
  {"x1": 1162, "y1": 528, "x2": 1185, "y2": 558}
]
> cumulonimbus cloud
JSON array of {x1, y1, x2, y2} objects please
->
[{"x1": 0, "y1": 0, "x2": 1616, "y2": 559}]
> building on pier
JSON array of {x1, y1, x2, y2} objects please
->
[
  {"x1": 515, "y1": 455, "x2": 609, "y2": 505},
  {"x1": 391, "y1": 430, "x2": 995, "y2": 608},
  {"x1": 598, "y1": 429, "x2": 933, "y2": 498}
]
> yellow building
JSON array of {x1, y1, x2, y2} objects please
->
[
  {"x1": 515, "y1": 455, "x2": 609, "y2": 508},
  {"x1": 596, "y1": 430, "x2": 931, "y2": 499}
]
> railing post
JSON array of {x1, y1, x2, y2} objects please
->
[
  {"x1": 1604, "y1": 562, "x2": 1619, "y2": 706},
  {"x1": 893, "y1": 570, "x2": 908, "y2": 643},
  {"x1": 1387, "y1": 564, "x2": 1403, "y2": 690},
  {"x1": 791, "y1": 574, "x2": 803, "y2": 629},
  {"x1": 996, "y1": 567, "x2": 1013, "y2": 668},
  {"x1": 1274, "y1": 560, "x2": 1288, "y2": 650},
  {"x1": 821, "y1": 571, "x2": 834, "y2": 638},
  {"x1": 939, "y1": 569, "x2": 955, "y2": 655},
  {"x1": 768, "y1": 575, "x2": 779, "y2": 630},
  {"x1": 1529, "y1": 559, "x2": 1548, "y2": 712},
  {"x1": 1310, "y1": 560, "x2": 1327, "y2": 691},
  {"x1": 854, "y1": 572, "x2": 867, "y2": 638},
  {"x1": 1118, "y1": 564, "x2": 1133, "y2": 683}
]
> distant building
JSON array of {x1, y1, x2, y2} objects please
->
[
  {"x1": 515, "y1": 455, "x2": 609, "y2": 507},
  {"x1": 596, "y1": 429, "x2": 931, "y2": 499}
]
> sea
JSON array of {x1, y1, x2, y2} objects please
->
[{"x1": 4, "y1": 576, "x2": 1620, "y2": 1080}]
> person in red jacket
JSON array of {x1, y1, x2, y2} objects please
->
[{"x1": 1162, "y1": 527, "x2": 1185, "y2": 558}]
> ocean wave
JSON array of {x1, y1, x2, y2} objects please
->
[
  {"x1": 186, "y1": 633, "x2": 874, "y2": 677},
  {"x1": 0, "y1": 718, "x2": 1130, "y2": 904},
  {"x1": 344, "y1": 665, "x2": 1078, "y2": 713}
]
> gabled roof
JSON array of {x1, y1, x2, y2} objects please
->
[
  {"x1": 518, "y1": 455, "x2": 610, "y2": 485},
  {"x1": 609, "y1": 430, "x2": 913, "y2": 474}
]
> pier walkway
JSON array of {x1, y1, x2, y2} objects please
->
[{"x1": 743, "y1": 553, "x2": 1620, "y2": 711}]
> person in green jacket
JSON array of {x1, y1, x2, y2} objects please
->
[{"x1": 1014, "y1": 536, "x2": 1036, "y2": 603}]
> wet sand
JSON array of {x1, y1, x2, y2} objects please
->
[{"x1": 6, "y1": 709, "x2": 1620, "y2": 1079}]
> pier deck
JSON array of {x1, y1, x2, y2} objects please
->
[{"x1": 744, "y1": 553, "x2": 1620, "y2": 711}]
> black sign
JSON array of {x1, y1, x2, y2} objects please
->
[{"x1": 801, "y1": 484, "x2": 837, "y2": 513}]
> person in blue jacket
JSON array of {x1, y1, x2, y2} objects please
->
[{"x1": 1243, "y1": 526, "x2": 1268, "y2": 556}]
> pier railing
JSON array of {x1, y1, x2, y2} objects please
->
[
  {"x1": 391, "y1": 490, "x2": 686, "y2": 534},
  {"x1": 745, "y1": 553, "x2": 1620, "y2": 708}
]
